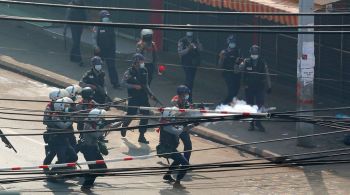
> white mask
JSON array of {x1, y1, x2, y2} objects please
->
[
  {"x1": 186, "y1": 32, "x2": 193, "y2": 37},
  {"x1": 228, "y1": 43, "x2": 236, "y2": 49},
  {"x1": 251, "y1": 55, "x2": 259, "y2": 60},
  {"x1": 64, "y1": 107, "x2": 71, "y2": 113},
  {"x1": 102, "y1": 17, "x2": 110, "y2": 23},
  {"x1": 94, "y1": 64, "x2": 102, "y2": 71},
  {"x1": 140, "y1": 63, "x2": 145, "y2": 69},
  {"x1": 184, "y1": 94, "x2": 190, "y2": 100}
]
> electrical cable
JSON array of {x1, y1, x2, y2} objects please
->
[
  {"x1": 0, "y1": 14, "x2": 349, "y2": 34},
  {"x1": 0, "y1": 0, "x2": 348, "y2": 16}
]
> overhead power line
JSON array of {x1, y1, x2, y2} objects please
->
[
  {"x1": 0, "y1": 0, "x2": 349, "y2": 16},
  {"x1": 0, "y1": 15, "x2": 349, "y2": 34}
]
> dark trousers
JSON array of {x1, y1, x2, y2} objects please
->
[
  {"x1": 70, "y1": 26, "x2": 83, "y2": 63},
  {"x1": 165, "y1": 152, "x2": 189, "y2": 181},
  {"x1": 145, "y1": 63, "x2": 155, "y2": 86},
  {"x1": 43, "y1": 135, "x2": 78, "y2": 165},
  {"x1": 101, "y1": 52, "x2": 119, "y2": 86},
  {"x1": 223, "y1": 73, "x2": 241, "y2": 104},
  {"x1": 179, "y1": 131, "x2": 192, "y2": 162},
  {"x1": 182, "y1": 64, "x2": 197, "y2": 102},
  {"x1": 81, "y1": 145, "x2": 107, "y2": 187},
  {"x1": 245, "y1": 86, "x2": 265, "y2": 108},
  {"x1": 122, "y1": 99, "x2": 150, "y2": 136}
]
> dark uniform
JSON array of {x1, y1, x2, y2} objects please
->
[
  {"x1": 45, "y1": 114, "x2": 78, "y2": 169},
  {"x1": 219, "y1": 48, "x2": 242, "y2": 104},
  {"x1": 136, "y1": 40, "x2": 157, "y2": 86},
  {"x1": 80, "y1": 121, "x2": 107, "y2": 191},
  {"x1": 157, "y1": 120, "x2": 190, "y2": 186},
  {"x1": 241, "y1": 57, "x2": 271, "y2": 108},
  {"x1": 65, "y1": 0, "x2": 86, "y2": 65},
  {"x1": 94, "y1": 25, "x2": 120, "y2": 87},
  {"x1": 80, "y1": 69, "x2": 108, "y2": 104},
  {"x1": 43, "y1": 102, "x2": 56, "y2": 166},
  {"x1": 121, "y1": 66, "x2": 152, "y2": 142},
  {"x1": 171, "y1": 95, "x2": 193, "y2": 162},
  {"x1": 178, "y1": 36, "x2": 202, "y2": 102}
]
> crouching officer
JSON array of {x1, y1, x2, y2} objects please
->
[
  {"x1": 80, "y1": 108, "x2": 120, "y2": 192},
  {"x1": 80, "y1": 56, "x2": 110, "y2": 104},
  {"x1": 46, "y1": 97, "x2": 78, "y2": 174},
  {"x1": 157, "y1": 107, "x2": 191, "y2": 189},
  {"x1": 120, "y1": 53, "x2": 156, "y2": 144},
  {"x1": 43, "y1": 88, "x2": 70, "y2": 171},
  {"x1": 171, "y1": 85, "x2": 193, "y2": 163},
  {"x1": 236, "y1": 45, "x2": 271, "y2": 131}
]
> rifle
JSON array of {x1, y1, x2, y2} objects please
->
[
  {"x1": 0, "y1": 129, "x2": 17, "y2": 153},
  {"x1": 141, "y1": 84, "x2": 164, "y2": 106}
]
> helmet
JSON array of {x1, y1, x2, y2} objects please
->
[
  {"x1": 141, "y1": 29, "x2": 153, "y2": 37},
  {"x1": 88, "y1": 108, "x2": 107, "y2": 121},
  {"x1": 49, "y1": 88, "x2": 61, "y2": 101},
  {"x1": 91, "y1": 56, "x2": 103, "y2": 66},
  {"x1": 65, "y1": 85, "x2": 82, "y2": 99},
  {"x1": 99, "y1": 10, "x2": 110, "y2": 18},
  {"x1": 54, "y1": 97, "x2": 73, "y2": 111},
  {"x1": 249, "y1": 45, "x2": 260, "y2": 55},
  {"x1": 81, "y1": 87, "x2": 94, "y2": 99},
  {"x1": 132, "y1": 53, "x2": 145, "y2": 65},
  {"x1": 49, "y1": 88, "x2": 69, "y2": 101},
  {"x1": 177, "y1": 85, "x2": 190, "y2": 95},
  {"x1": 226, "y1": 34, "x2": 236, "y2": 44}
]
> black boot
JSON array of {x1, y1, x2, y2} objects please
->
[
  {"x1": 163, "y1": 174, "x2": 175, "y2": 183},
  {"x1": 138, "y1": 135, "x2": 149, "y2": 144}
]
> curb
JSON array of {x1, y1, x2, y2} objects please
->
[{"x1": 0, "y1": 54, "x2": 281, "y2": 162}]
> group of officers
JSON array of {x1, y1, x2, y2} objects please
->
[
  {"x1": 54, "y1": 0, "x2": 273, "y2": 191},
  {"x1": 42, "y1": 53, "x2": 195, "y2": 191}
]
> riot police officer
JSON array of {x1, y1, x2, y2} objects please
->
[
  {"x1": 136, "y1": 29, "x2": 158, "y2": 86},
  {"x1": 237, "y1": 45, "x2": 272, "y2": 131},
  {"x1": 46, "y1": 98, "x2": 78, "y2": 175},
  {"x1": 178, "y1": 28, "x2": 202, "y2": 102},
  {"x1": 218, "y1": 34, "x2": 242, "y2": 105},
  {"x1": 76, "y1": 87, "x2": 97, "y2": 131},
  {"x1": 157, "y1": 107, "x2": 191, "y2": 189},
  {"x1": 65, "y1": 0, "x2": 86, "y2": 66},
  {"x1": 80, "y1": 56, "x2": 110, "y2": 104},
  {"x1": 93, "y1": 10, "x2": 120, "y2": 89},
  {"x1": 79, "y1": 109, "x2": 108, "y2": 192},
  {"x1": 120, "y1": 53, "x2": 155, "y2": 144},
  {"x1": 171, "y1": 85, "x2": 193, "y2": 163}
]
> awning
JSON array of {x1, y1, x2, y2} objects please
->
[{"x1": 192, "y1": 0, "x2": 299, "y2": 25}]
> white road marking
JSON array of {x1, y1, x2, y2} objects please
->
[{"x1": 4, "y1": 129, "x2": 45, "y2": 146}]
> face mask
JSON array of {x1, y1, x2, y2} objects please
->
[
  {"x1": 251, "y1": 55, "x2": 259, "y2": 60},
  {"x1": 186, "y1": 31, "x2": 193, "y2": 36},
  {"x1": 184, "y1": 94, "x2": 190, "y2": 100},
  {"x1": 228, "y1": 43, "x2": 236, "y2": 49},
  {"x1": 64, "y1": 107, "x2": 71, "y2": 113},
  {"x1": 94, "y1": 64, "x2": 102, "y2": 71},
  {"x1": 102, "y1": 17, "x2": 110, "y2": 23},
  {"x1": 143, "y1": 35, "x2": 152, "y2": 42},
  {"x1": 140, "y1": 63, "x2": 145, "y2": 69}
]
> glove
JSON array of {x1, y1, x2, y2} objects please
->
[{"x1": 266, "y1": 88, "x2": 272, "y2": 94}]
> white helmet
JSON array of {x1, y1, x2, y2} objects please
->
[
  {"x1": 49, "y1": 88, "x2": 69, "y2": 101},
  {"x1": 141, "y1": 29, "x2": 153, "y2": 37},
  {"x1": 88, "y1": 108, "x2": 107, "y2": 121},
  {"x1": 161, "y1": 107, "x2": 178, "y2": 118},
  {"x1": 54, "y1": 97, "x2": 73, "y2": 111},
  {"x1": 65, "y1": 85, "x2": 82, "y2": 98}
]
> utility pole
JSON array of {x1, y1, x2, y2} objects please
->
[{"x1": 297, "y1": 0, "x2": 315, "y2": 147}]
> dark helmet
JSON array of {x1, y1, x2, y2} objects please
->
[
  {"x1": 226, "y1": 34, "x2": 236, "y2": 44},
  {"x1": 99, "y1": 10, "x2": 110, "y2": 18},
  {"x1": 249, "y1": 45, "x2": 260, "y2": 55},
  {"x1": 177, "y1": 85, "x2": 190, "y2": 95},
  {"x1": 81, "y1": 87, "x2": 94, "y2": 99},
  {"x1": 91, "y1": 56, "x2": 103, "y2": 66},
  {"x1": 132, "y1": 53, "x2": 145, "y2": 65}
]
